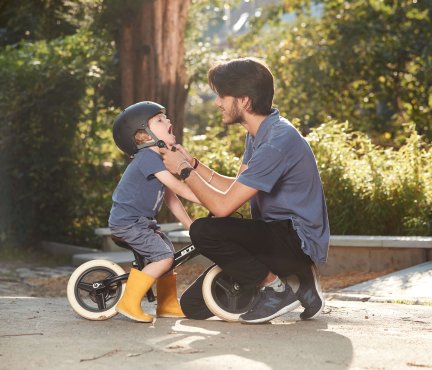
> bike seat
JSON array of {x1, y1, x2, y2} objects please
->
[{"x1": 111, "y1": 236, "x2": 145, "y2": 270}]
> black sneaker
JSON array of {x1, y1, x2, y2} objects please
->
[
  {"x1": 297, "y1": 264, "x2": 325, "y2": 320},
  {"x1": 239, "y1": 286, "x2": 300, "y2": 324}
]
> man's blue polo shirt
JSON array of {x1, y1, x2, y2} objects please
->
[{"x1": 237, "y1": 108, "x2": 330, "y2": 264}]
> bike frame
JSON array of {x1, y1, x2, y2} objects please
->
[{"x1": 90, "y1": 239, "x2": 200, "y2": 307}]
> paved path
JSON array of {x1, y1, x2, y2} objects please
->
[
  {"x1": 1, "y1": 297, "x2": 431, "y2": 370},
  {"x1": 330, "y1": 261, "x2": 432, "y2": 305},
  {"x1": 1, "y1": 262, "x2": 431, "y2": 369}
]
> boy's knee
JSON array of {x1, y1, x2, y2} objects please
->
[{"x1": 151, "y1": 255, "x2": 174, "y2": 271}]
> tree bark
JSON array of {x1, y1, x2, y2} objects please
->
[
  {"x1": 118, "y1": 0, "x2": 191, "y2": 144},
  {"x1": 119, "y1": 14, "x2": 134, "y2": 108}
]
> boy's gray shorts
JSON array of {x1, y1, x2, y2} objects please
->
[{"x1": 109, "y1": 216, "x2": 175, "y2": 263}]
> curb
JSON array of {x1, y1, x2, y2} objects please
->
[{"x1": 326, "y1": 292, "x2": 432, "y2": 306}]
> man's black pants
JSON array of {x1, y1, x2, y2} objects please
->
[{"x1": 180, "y1": 217, "x2": 313, "y2": 319}]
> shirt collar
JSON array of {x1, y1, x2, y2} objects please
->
[{"x1": 253, "y1": 108, "x2": 280, "y2": 145}]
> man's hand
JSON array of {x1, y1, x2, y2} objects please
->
[
  {"x1": 159, "y1": 146, "x2": 190, "y2": 175},
  {"x1": 174, "y1": 145, "x2": 194, "y2": 164}
]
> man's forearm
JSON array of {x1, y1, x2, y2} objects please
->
[
  {"x1": 182, "y1": 170, "x2": 227, "y2": 216},
  {"x1": 193, "y1": 160, "x2": 235, "y2": 192},
  {"x1": 159, "y1": 147, "x2": 248, "y2": 215}
]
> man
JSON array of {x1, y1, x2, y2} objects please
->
[{"x1": 160, "y1": 57, "x2": 329, "y2": 324}]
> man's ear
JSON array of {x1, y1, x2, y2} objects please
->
[{"x1": 240, "y1": 96, "x2": 252, "y2": 111}]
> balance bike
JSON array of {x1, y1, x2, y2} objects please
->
[{"x1": 67, "y1": 237, "x2": 258, "y2": 322}]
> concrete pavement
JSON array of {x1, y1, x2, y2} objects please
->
[
  {"x1": 329, "y1": 261, "x2": 432, "y2": 305},
  {"x1": 1, "y1": 297, "x2": 431, "y2": 370},
  {"x1": 1, "y1": 262, "x2": 431, "y2": 370}
]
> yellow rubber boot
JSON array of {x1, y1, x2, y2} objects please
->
[
  {"x1": 115, "y1": 268, "x2": 156, "y2": 322},
  {"x1": 156, "y1": 274, "x2": 185, "y2": 318}
]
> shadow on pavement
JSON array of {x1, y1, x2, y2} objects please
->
[{"x1": 149, "y1": 313, "x2": 353, "y2": 370}]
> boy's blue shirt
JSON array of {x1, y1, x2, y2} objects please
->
[{"x1": 109, "y1": 149, "x2": 166, "y2": 227}]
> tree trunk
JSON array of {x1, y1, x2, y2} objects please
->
[
  {"x1": 119, "y1": 0, "x2": 191, "y2": 144},
  {"x1": 119, "y1": 13, "x2": 135, "y2": 108}
]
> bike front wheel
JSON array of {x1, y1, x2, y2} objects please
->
[
  {"x1": 202, "y1": 265, "x2": 258, "y2": 322},
  {"x1": 67, "y1": 259, "x2": 126, "y2": 321}
]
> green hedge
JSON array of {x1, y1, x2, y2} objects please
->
[
  {"x1": 308, "y1": 121, "x2": 431, "y2": 235},
  {"x1": 0, "y1": 37, "x2": 84, "y2": 245},
  {"x1": 0, "y1": 32, "x2": 120, "y2": 247}
]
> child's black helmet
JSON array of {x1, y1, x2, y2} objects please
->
[{"x1": 113, "y1": 101, "x2": 166, "y2": 156}]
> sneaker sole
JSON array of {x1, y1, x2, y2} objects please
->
[
  {"x1": 301, "y1": 265, "x2": 325, "y2": 320},
  {"x1": 239, "y1": 300, "x2": 301, "y2": 324}
]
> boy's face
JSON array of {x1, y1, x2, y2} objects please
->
[{"x1": 148, "y1": 113, "x2": 176, "y2": 148}]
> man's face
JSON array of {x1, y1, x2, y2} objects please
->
[
  {"x1": 215, "y1": 95, "x2": 244, "y2": 125},
  {"x1": 148, "y1": 113, "x2": 176, "y2": 147}
]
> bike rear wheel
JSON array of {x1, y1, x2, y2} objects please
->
[
  {"x1": 67, "y1": 260, "x2": 126, "y2": 321},
  {"x1": 202, "y1": 265, "x2": 258, "y2": 322}
]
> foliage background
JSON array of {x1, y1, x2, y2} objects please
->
[
  {"x1": 235, "y1": 0, "x2": 432, "y2": 145},
  {"x1": 0, "y1": 0, "x2": 431, "y2": 249},
  {"x1": 0, "y1": 31, "x2": 121, "y2": 246},
  {"x1": 183, "y1": 118, "x2": 432, "y2": 236}
]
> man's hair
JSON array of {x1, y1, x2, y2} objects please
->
[{"x1": 208, "y1": 57, "x2": 274, "y2": 115}]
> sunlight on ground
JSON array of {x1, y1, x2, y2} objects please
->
[
  {"x1": 0, "y1": 296, "x2": 39, "y2": 299},
  {"x1": 180, "y1": 354, "x2": 272, "y2": 369},
  {"x1": 171, "y1": 319, "x2": 221, "y2": 335}
]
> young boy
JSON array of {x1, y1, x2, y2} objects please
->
[{"x1": 109, "y1": 101, "x2": 200, "y2": 323}]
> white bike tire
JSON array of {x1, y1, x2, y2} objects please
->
[
  {"x1": 202, "y1": 265, "x2": 250, "y2": 322},
  {"x1": 67, "y1": 259, "x2": 126, "y2": 321}
]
